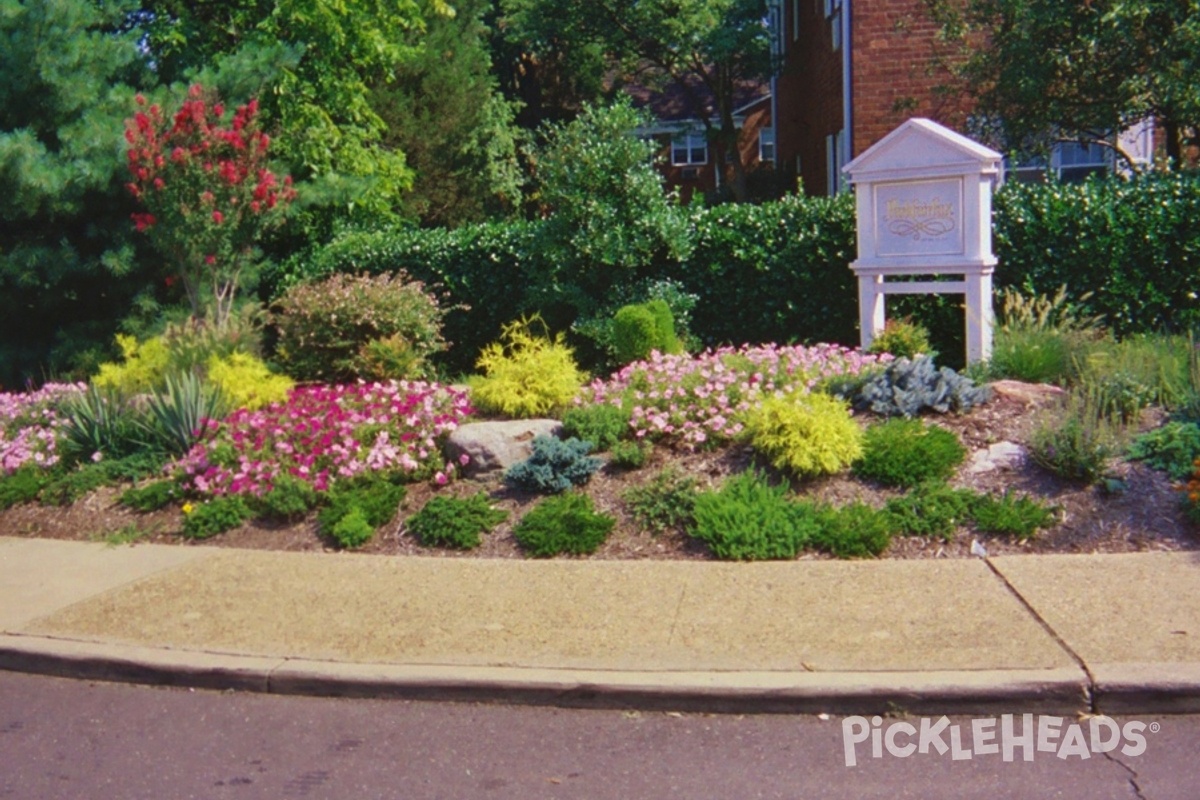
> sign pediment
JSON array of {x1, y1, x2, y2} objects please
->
[{"x1": 843, "y1": 118, "x2": 1002, "y2": 182}]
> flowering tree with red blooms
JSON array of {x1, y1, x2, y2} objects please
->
[{"x1": 124, "y1": 85, "x2": 297, "y2": 326}]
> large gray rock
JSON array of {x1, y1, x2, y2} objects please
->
[{"x1": 445, "y1": 419, "x2": 563, "y2": 477}]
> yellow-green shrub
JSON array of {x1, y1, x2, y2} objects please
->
[
  {"x1": 92, "y1": 334, "x2": 171, "y2": 395},
  {"x1": 470, "y1": 317, "x2": 585, "y2": 418},
  {"x1": 744, "y1": 392, "x2": 863, "y2": 478},
  {"x1": 206, "y1": 352, "x2": 294, "y2": 411}
]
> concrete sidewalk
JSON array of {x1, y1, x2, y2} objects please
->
[{"x1": 1, "y1": 535, "x2": 1198, "y2": 715}]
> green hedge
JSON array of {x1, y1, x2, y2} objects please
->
[
  {"x1": 994, "y1": 173, "x2": 1200, "y2": 336},
  {"x1": 273, "y1": 173, "x2": 1200, "y2": 376}
]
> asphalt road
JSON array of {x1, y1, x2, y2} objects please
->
[{"x1": 1, "y1": 671, "x2": 1196, "y2": 799}]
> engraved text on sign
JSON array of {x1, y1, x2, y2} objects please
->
[{"x1": 873, "y1": 178, "x2": 964, "y2": 258}]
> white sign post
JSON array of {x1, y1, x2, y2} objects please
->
[{"x1": 842, "y1": 119, "x2": 1003, "y2": 364}]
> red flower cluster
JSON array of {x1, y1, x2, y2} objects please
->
[{"x1": 123, "y1": 84, "x2": 297, "y2": 322}]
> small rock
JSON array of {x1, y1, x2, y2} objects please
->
[{"x1": 969, "y1": 441, "x2": 1026, "y2": 473}]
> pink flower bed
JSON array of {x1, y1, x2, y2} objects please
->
[
  {"x1": 0, "y1": 383, "x2": 86, "y2": 473},
  {"x1": 579, "y1": 344, "x2": 889, "y2": 449},
  {"x1": 175, "y1": 381, "x2": 472, "y2": 497}
]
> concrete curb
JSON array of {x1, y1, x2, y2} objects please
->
[
  {"x1": 0, "y1": 634, "x2": 1093, "y2": 715},
  {"x1": 1091, "y1": 663, "x2": 1200, "y2": 715}
]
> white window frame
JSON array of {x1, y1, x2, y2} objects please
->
[
  {"x1": 825, "y1": 0, "x2": 842, "y2": 50},
  {"x1": 759, "y1": 128, "x2": 776, "y2": 163},
  {"x1": 672, "y1": 133, "x2": 708, "y2": 166},
  {"x1": 826, "y1": 128, "x2": 847, "y2": 195}
]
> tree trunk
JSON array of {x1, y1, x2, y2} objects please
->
[{"x1": 716, "y1": 62, "x2": 749, "y2": 203}]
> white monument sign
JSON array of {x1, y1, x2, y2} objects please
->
[{"x1": 842, "y1": 118, "x2": 1002, "y2": 363}]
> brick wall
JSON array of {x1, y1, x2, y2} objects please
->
[{"x1": 850, "y1": 0, "x2": 971, "y2": 156}]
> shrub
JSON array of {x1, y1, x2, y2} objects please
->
[
  {"x1": 868, "y1": 317, "x2": 932, "y2": 360},
  {"x1": 582, "y1": 343, "x2": 888, "y2": 450},
  {"x1": 1028, "y1": 390, "x2": 1124, "y2": 484},
  {"x1": 273, "y1": 272, "x2": 449, "y2": 383},
  {"x1": 408, "y1": 493, "x2": 507, "y2": 549},
  {"x1": 743, "y1": 392, "x2": 863, "y2": 478},
  {"x1": 181, "y1": 496, "x2": 253, "y2": 539},
  {"x1": 40, "y1": 465, "x2": 113, "y2": 507},
  {"x1": 254, "y1": 474, "x2": 320, "y2": 522},
  {"x1": 690, "y1": 470, "x2": 821, "y2": 560},
  {"x1": 317, "y1": 477, "x2": 407, "y2": 535},
  {"x1": 513, "y1": 492, "x2": 615, "y2": 557},
  {"x1": 58, "y1": 388, "x2": 147, "y2": 463},
  {"x1": 504, "y1": 436, "x2": 602, "y2": 494},
  {"x1": 609, "y1": 440, "x2": 650, "y2": 469},
  {"x1": 330, "y1": 508, "x2": 375, "y2": 549},
  {"x1": 885, "y1": 482, "x2": 978, "y2": 540},
  {"x1": 611, "y1": 300, "x2": 681, "y2": 365},
  {"x1": 205, "y1": 352, "x2": 293, "y2": 411},
  {"x1": 471, "y1": 316, "x2": 586, "y2": 418},
  {"x1": 972, "y1": 493, "x2": 1058, "y2": 541},
  {"x1": 852, "y1": 355, "x2": 991, "y2": 418},
  {"x1": 561, "y1": 403, "x2": 631, "y2": 452},
  {"x1": 0, "y1": 467, "x2": 52, "y2": 509},
  {"x1": 141, "y1": 372, "x2": 228, "y2": 458},
  {"x1": 120, "y1": 480, "x2": 180, "y2": 513},
  {"x1": 92, "y1": 334, "x2": 172, "y2": 396},
  {"x1": 1128, "y1": 422, "x2": 1200, "y2": 481},
  {"x1": 811, "y1": 502, "x2": 896, "y2": 558},
  {"x1": 622, "y1": 466, "x2": 698, "y2": 535},
  {"x1": 854, "y1": 419, "x2": 967, "y2": 488}
]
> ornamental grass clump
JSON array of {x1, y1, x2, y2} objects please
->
[
  {"x1": 580, "y1": 343, "x2": 887, "y2": 450},
  {"x1": 854, "y1": 419, "x2": 967, "y2": 488},
  {"x1": 471, "y1": 316, "x2": 586, "y2": 418},
  {"x1": 175, "y1": 381, "x2": 471, "y2": 497},
  {"x1": 744, "y1": 392, "x2": 863, "y2": 478}
]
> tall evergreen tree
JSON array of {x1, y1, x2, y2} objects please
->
[
  {"x1": 0, "y1": 0, "x2": 155, "y2": 386},
  {"x1": 372, "y1": 0, "x2": 524, "y2": 227}
]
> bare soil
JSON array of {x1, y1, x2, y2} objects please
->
[{"x1": 3, "y1": 381, "x2": 1198, "y2": 560}]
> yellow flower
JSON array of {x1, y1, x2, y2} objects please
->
[{"x1": 182, "y1": 502, "x2": 195, "y2": 515}]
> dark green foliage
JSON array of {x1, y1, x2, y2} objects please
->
[
  {"x1": 885, "y1": 482, "x2": 978, "y2": 540},
  {"x1": 972, "y1": 493, "x2": 1058, "y2": 541},
  {"x1": 0, "y1": 468, "x2": 52, "y2": 510},
  {"x1": 1128, "y1": 422, "x2": 1200, "y2": 481},
  {"x1": 182, "y1": 496, "x2": 253, "y2": 539},
  {"x1": 993, "y1": 175, "x2": 1200, "y2": 338},
  {"x1": 317, "y1": 477, "x2": 407, "y2": 539},
  {"x1": 609, "y1": 440, "x2": 650, "y2": 469},
  {"x1": 119, "y1": 480, "x2": 179, "y2": 513},
  {"x1": 622, "y1": 467, "x2": 698, "y2": 535},
  {"x1": 40, "y1": 464, "x2": 113, "y2": 507},
  {"x1": 255, "y1": 474, "x2": 319, "y2": 522},
  {"x1": 330, "y1": 508, "x2": 375, "y2": 549},
  {"x1": 0, "y1": 0, "x2": 155, "y2": 387},
  {"x1": 854, "y1": 419, "x2": 968, "y2": 488},
  {"x1": 810, "y1": 502, "x2": 896, "y2": 559},
  {"x1": 561, "y1": 404, "x2": 631, "y2": 452},
  {"x1": 689, "y1": 470, "x2": 821, "y2": 560},
  {"x1": 504, "y1": 436, "x2": 602, "y2": 494},
  {"x1": 408, "y1": 492, "x2": 508, "y2": 550},
  {"x1": 92, "y1": 452, "x2": 170, "y2": 483},
  {"x1": 853, "y1": 356, "x2": 991, "y2": 418},
  {"x1": 513, "y1": 492, "x2": 615, "y2": 557}
]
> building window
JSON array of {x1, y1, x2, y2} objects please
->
[
  {"x1": 759, "y1": 128, "x2": 776, "y2": 163},
  {"x1": 768, "y1": 1, "x2": 784, "y2": 57},
  {"x1": 826, "y1": 129, "x2": 846, "y2": 195},
  {"x1": 825, "y1": 0, "x2": 842, "y2": 50},
  {"x1": 672, "y1": 133, "x2": 708, "y2": 166},
  {"x1": 1005, "y1": 140, "x2": 1112, "y2": 183}
]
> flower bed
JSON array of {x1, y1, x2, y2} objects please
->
[
  {"x1": 579, "y1": 344, "x2": 889, "y2": 449},
  {"x1": 174, "y1": 381, "x2": 473, "y2": 496},
  {"x1": 0, "y1": 383, "x2": 85, "y2": 473}
]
